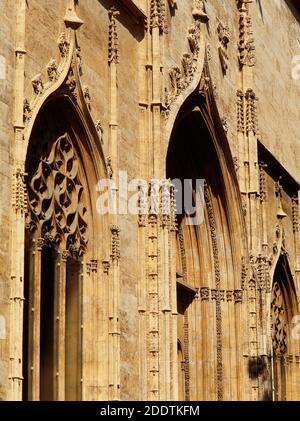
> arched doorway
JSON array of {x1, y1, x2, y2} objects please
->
[
  {"x1": 271, "y1": 255, "x2": 297, "y2": 401},
  {"x1": 166, "y1": 92, "x2": 246, "y2": 400},
  {"x1": 23, "y1": 96, "x2": 103, "y2": 401}
]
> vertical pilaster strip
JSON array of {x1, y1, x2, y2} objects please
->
[
  {"x1": 54, "y1": 250, "x2": 67, "y2": 401},
  {"x1": 148, "y1": 0, "x2": 166, "y2": 401},
  {"x1": 169, "y1": 187, "x2": 178, "y2": 401},
  {"x1": 110, "y1": 225, "x2": 120, "y2": 400},
  {"x1": 148, "y1": 213, "x2": 159, "y2": 400},
  {"x1": 108, "y1": 7, "x2": 119, "y2": 179},
  {"x1": 27, "y1": 237, "x2": 43, "y2": 401},
  {"x1": 9, "y1": 0, "x2": 27, "y2": 401},
  {"x1": 204, "y1": 185, "x2": 223, "y2": 401},
  {"x1": 108, "y1": 7, "x2": 120, "y2": 401}
]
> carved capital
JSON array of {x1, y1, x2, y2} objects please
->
[
  {"x1": 87, "y1": 259, "x2": 98, "y2": 275},
  {"x1": 102, "y1": 259, "x2": 110, "y2": 275},
  {"x1": 234, "y1": 289, "x2": 243, "y2": 303},
  {"x1": 200, "y1": 287, "x2": 210, "y2": 301},
  {"x1": 226, "y1": 290, "x2": 233, "y2": 302}
]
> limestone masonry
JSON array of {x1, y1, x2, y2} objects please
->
[{"x1": 0, "y1": 0, "x2": 299, "y2": 401}]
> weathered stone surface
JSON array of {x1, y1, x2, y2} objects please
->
[{"x1": 0, "y1": 0, "x2": 299, "y2": 402}]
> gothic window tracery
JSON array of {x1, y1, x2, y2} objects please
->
[{"x1": 26, "y1": 133, "x2": 88, "y2": 256}]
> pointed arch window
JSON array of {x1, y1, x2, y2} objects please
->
[
  {"x1": 270, "y1": 256, "x2": 297, "y2": 402},
  {"x1": 23, "y1": 133, "x2": 88, "y2": 401}
]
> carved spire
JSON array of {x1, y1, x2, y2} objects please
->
[
  {"x1": 150, "y1": 0, "x2": 166, "y2": 33},
  {"x1": 259, "y1": 162, "x2": 267, "y2": 202}
]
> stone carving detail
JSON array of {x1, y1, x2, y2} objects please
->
[
  {"x1": 23, "y1": 99, "x2": 32, "y2": 123},
  {"x1": 237, "y1": 0, "x2": 256, "y2": 67},
  {"x1": 234, "y1": 289, "x2": 243, "y2": 303},
  {"x1": 83, "y1": 86, "x2": 91, "y2": 110},
  {"x1": 237, "y1": 90, "x2": 245, "y2": 134},
  {"x1": 271, "y1": 281, "x2": 287, "y2": 355},
  {"x1": 217, "y1": 20, "x2": 230, "y2": 74},
  {"x1": 25, "y1": 133, "x2": 88, "y2": 257},
  {"x1": 204, "y1": 183, "x2": 223, "y2": 400},
  {"x1": 192, "y1": 0, "x2": 209, "y2": 22},
  {"x1": 164, "y1": 5, "x2": 206, "y2": 113},
  {"x1": 106, "y1": 156, "x2": 113, "y2": 179},
  {"x1": 25, "y1": 31, "x2": 73, "y2": 125},
  {"x1": 46, "y1": 59, "x2": 58, "y2": 82},
  {"x1": 178, "y1": 225, "x2": 188, "y2": 281},
  {"x1": 102, "y1": 259, "x2": 110, "y2": 275},
  {"x1": 110, "y1": 225, "x2": 120, "y2": 261},
  {"x1": 221, "y1": 117, "x2": 228, "y2": 133},
  {"x1": 292, "y1": 196, "x2": 299, "y2": 233},
  {"x1": 108, "y1": 7, "x2": 120, "y2": 64},
  {"x1": 65, "y1": 67, "x2": 77, "y2": 94},
  {"x1": 58, "y1": 32, "x2": 70, "y2": 58},
  {"x1": 226, "y1": 290, "x2": 233, "y2": 302},
  {"x1": 200, "y1": 287, "x2": 210, "y2": 301},
  {"x1": 211, "y1": 289, "x2": 225, "y2": 301},
  {"x1": 259, "y1": 162, "x2": 268, "y2": 202},
  {"x1": 12, "y1": 169, "x2": 27, "y2": 214},
  {"x1": 76, "y1": 46, "x2": 83, "y2": 76},
  {"x1": 86, "y1": 259, "x2": 98, "y2": 275},
  {"x1": 137, "y1": 182, "x2": 148, "y2": 228},
  {"x1": 233, "y1": 157, "x2": 239, "y2": 172},
  {"x1": 275, "y1": 178, "x2": 287, "y2": 219},
  {"x1": 150, "y1": 0, "x2": 167, "y2": 33},
  {"x1": 241, "y1": 256, "x2": 247, "y2": 290},
  {"x1": 169, "y1": 66, "x2": 182, "y2": 98},
  {"x1": 199, "y1": 73, "x2": 210, "y2": 98},
  {"x1": 249, "y1": 252, "x2": 272, "y2": 292},
  {"x1": 31, "y1": 74, "x2": 44, "y2": 95},
  {"x1": 245, "y1": 88, "x2": 259, "y2": 137},
  {"x1": 95, "y1": 120, "x2": 104, "y2": 144}
]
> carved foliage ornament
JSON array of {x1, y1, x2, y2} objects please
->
[
  {"x1": 165, "y1": 2, "x2": 207, "y2": 113},
  {"x1": 26, "y1": 133, "x2": 88, "y2": 257}
]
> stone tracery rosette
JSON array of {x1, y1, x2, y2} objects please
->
[{"x1": 26, "y1": 133, "x2": 88, "y2": 257}]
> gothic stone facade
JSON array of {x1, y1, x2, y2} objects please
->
[{"x1": 0, "y1": 0, "x2": 300, "y2": 401}]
